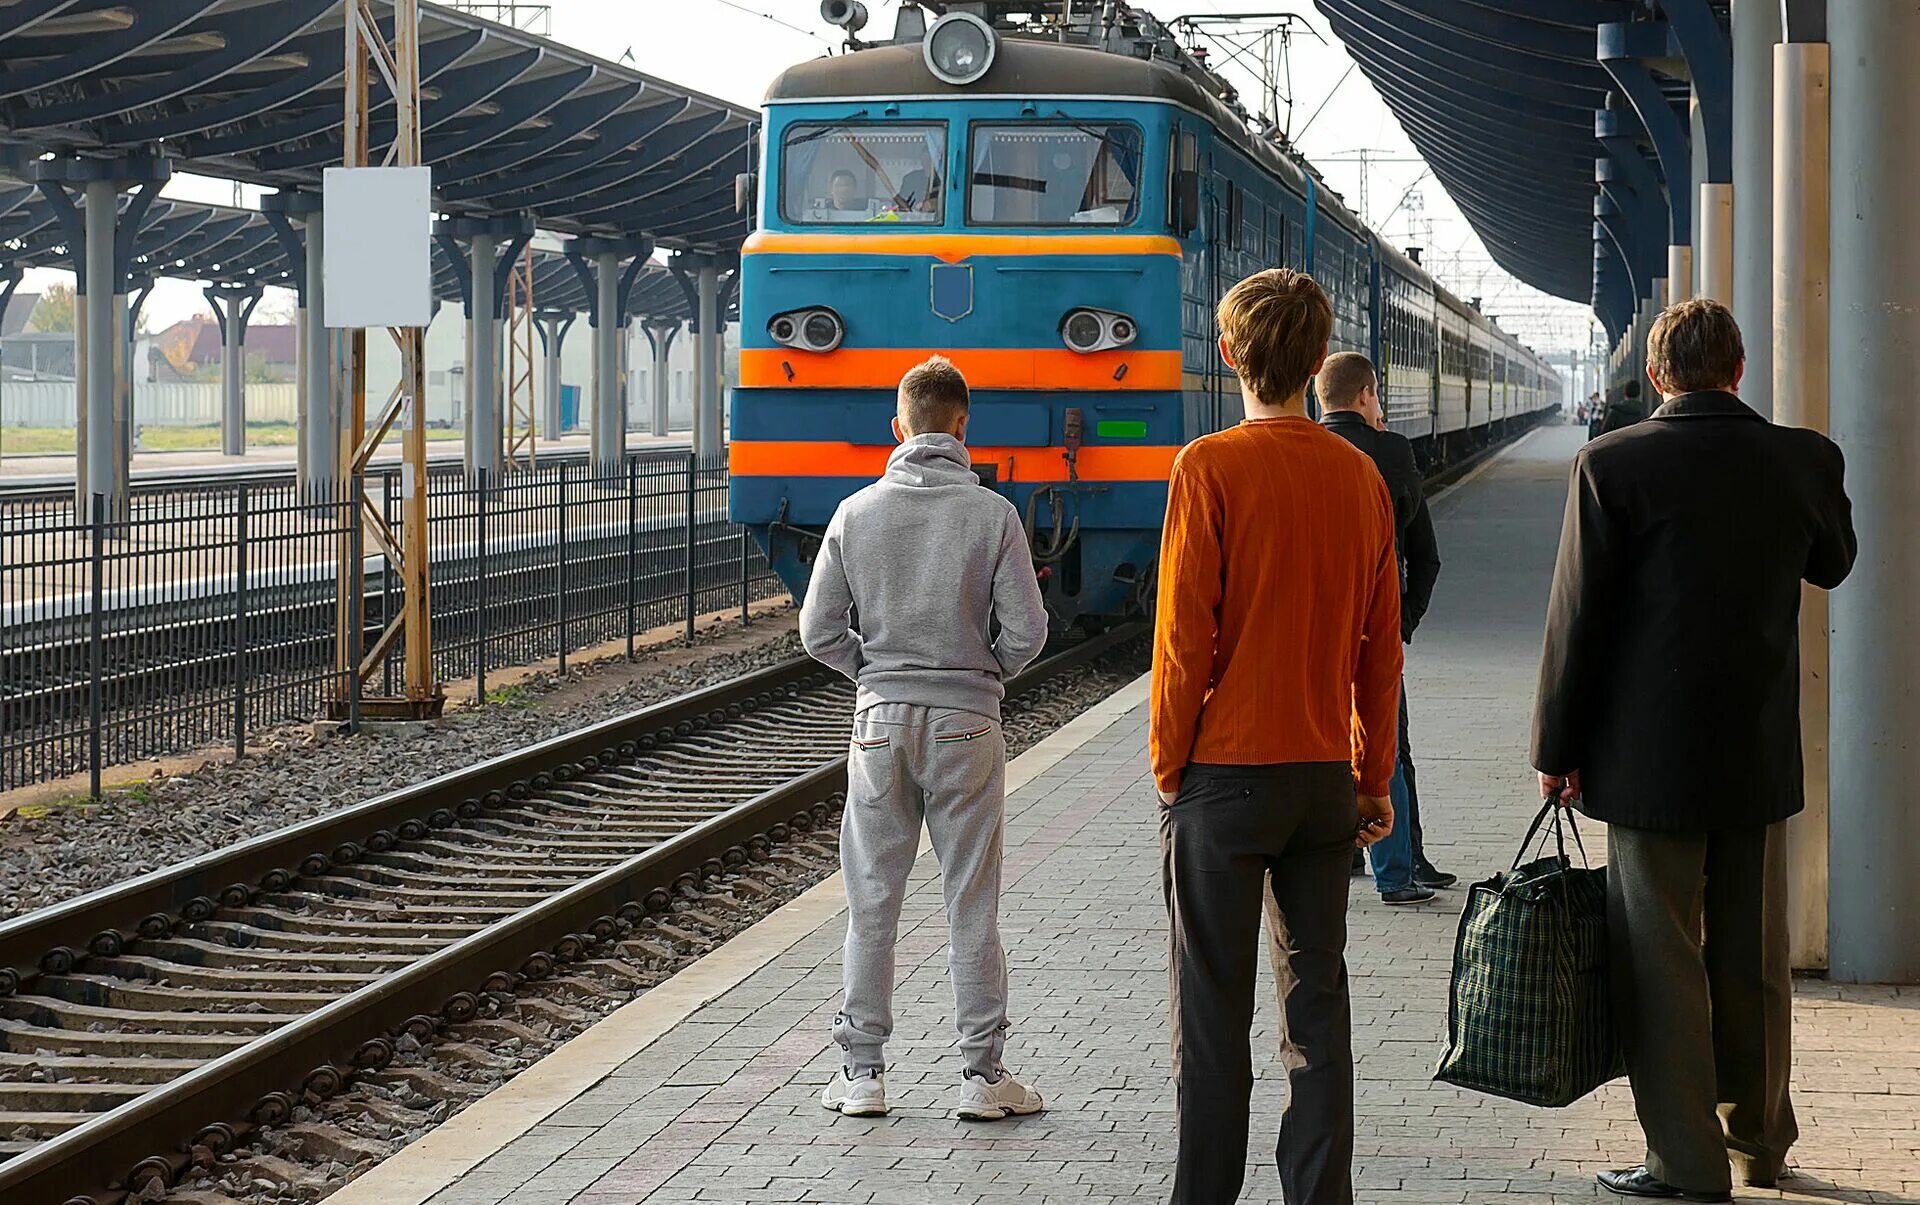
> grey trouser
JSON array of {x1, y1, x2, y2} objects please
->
[
  {"x1": 833, "y1": 703, "x2": 1009, "y2": 1079},
  {"x1": 1161, "y1": 762, "x2": 1357, "y2": 1205},
  {"x1": 1608, "y1": 821, "x2": 1798, "y2": 1192}
]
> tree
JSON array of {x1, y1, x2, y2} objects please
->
[{"x1": 29, "y1": 283, "x2": 75, "y2": 332}]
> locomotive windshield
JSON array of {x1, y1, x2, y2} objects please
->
[
  {"x1": 781, "y1": 122, "x2": 947, "y2": 224},
  {"x1": 966, "y1": 123, "x2": 1142, "y2": 226}
]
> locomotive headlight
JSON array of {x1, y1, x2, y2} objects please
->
[
  {"x1": 768, "y1": 307, "x2": 844, "y2": 353},
  {"x1": 1060, "y1": 308, "x2": 1138, "y2": 354},
  {"x1": 924, "y1": 12, "x2": 997, "y2": 85}
]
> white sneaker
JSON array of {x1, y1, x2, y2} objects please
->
[
  {"x1": 819, "y1": 1069, "x2": 888, "y2": 1117},
  {"x1": 954, "y1": 1069, "x2": 1044, "y2": 1120}
]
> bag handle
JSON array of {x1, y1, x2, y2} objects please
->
[{"x1": 1512, "y1": 799, "x2": 1593, "y2": 870}]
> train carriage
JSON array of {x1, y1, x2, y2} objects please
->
[{"x1": 730, "y1": 2, "x2": 1561, "y2": 629}]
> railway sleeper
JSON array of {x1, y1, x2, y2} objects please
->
[
  {"x1": 0, "y1": 1078, "x2": 151, "y2": 1113},
  {"x1": 26, "y1": 973, "x2": 334, "y2": 1016},
  {"x1": 0, "y1": 1020, "x2": 250, "y2": 1060},
  {"x1": 0, "y1": 995, "x2": 296, "y2": 1034},
  {"x1": 0, "y1": 1050, "x2": 202, "y2": 1085},
  {"x1": 213, "y1": 906, "x2": 490, "y2": 940},
  {"x1": 183, "y1": 922, "x2": 452, "y2": 956},
  {"x1": 252, "y1": 891, "x2": 517, "y2": 924},
  {"x1": 0, "y1": 1109, "x2": 95, "y2": 1140},
  {"x1": 111, "y1": 940, "x2": 416, "y2": 974},
  {"x1": 81, "y1": 956, "x2": 375, "y2": 992}
]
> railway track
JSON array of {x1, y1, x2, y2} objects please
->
[{"x1": 0, "y1": 623, "x2": 1144, "y2": 1205}]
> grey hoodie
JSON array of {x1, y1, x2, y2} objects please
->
[{"x1": 799, "y1": 434, "x2": 1049, "y2": 719}]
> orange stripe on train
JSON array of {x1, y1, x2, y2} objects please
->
[
  {"x1": 742, "y1": 230, "x2": 1184, "y2": 261},
  {"x1": 728, "y1": 441, "x2": 1179, "y2": 483},
  {"x1": 740, "y1": 347, "x2": 1182, "y2": 391}
]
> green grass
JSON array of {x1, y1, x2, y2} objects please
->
[
  {"x1": 1, "y1": 423, "x2": 464, "y2": 455},
  {"x1": 483, "y1": 683, "x2": 539, "y2": 710}
]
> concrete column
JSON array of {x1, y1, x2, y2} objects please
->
[
  {"x1": 1698, "y1": 183, "x2": 1734, "y2": 303},
  {"x1": 221, "y1": 294, "x2": 245, "y2": 456},
  {"x1": 535, "y1": 311, "x2": 570, "y2": 441},
  {"x1": 695, "y1": 262, "x2": 721, "y2": 457},
  {"x1": 1827, "y1": 6, "x2": 1920, "y2": 985},
  {"x1": 1690, "y1": 93, "x2": 1707, "y2": 296},
  {"x1": 468, "y1": 233, "x2": 500, "y2": 477},
  {"x1": 1665, "y1": 245, "x2": 1693, "y2": 305},
  {"x1": 593, "y1": 250, "x2": 622, "y2": 473},
  {"x1": 646, "y1": 321, "x2": 678, "y2": 437},
  {"x1": 1774, "y1": 36, "x2": 1831, "y2": 972},
  {"x1": 304, "y1": 211, "x2": 334, "y2": 488},
  {"x1": 1732, "y1": 0, "x2": 1779, "y2": 417},
  {"x1": 83, "y1": 179, "x2": 117, "y2": 498}
]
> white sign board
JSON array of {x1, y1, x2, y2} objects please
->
[{"x1": 323, "y1": 166, "x2": 433, "y2": 329}]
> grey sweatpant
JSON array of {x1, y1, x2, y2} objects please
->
[{"x1": 833, "y1": 702, "x2": 1009, "y2": 1080}]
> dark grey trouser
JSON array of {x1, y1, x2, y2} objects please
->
[
  {"x1": 1398, "y1": 683, "x2": 1428, "y2": 866},
  {"x1": 1161, "y1": 762, "x2": 1357, "y2": 1205},
  {"x1": 1608, "y1": 822, "x2": 1798, "y2": 1192},
  {"x1": 835, "y1": 703, "x2": 1008, "y2": 1080}
]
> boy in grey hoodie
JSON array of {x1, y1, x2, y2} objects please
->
[{"x1": 800, "y1": 355, "x2": 1050, "y2": 1121}]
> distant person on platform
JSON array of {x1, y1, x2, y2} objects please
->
[
  {"x1": 800, "y1": 355, "x2": 1050, "y2": 1124},
  {"x1": 1316, "y1": 352, "x2": 1453, "y2": 905},
  {"x1": 1599, "y1": 378, "x2": 1645, "y2": 435},
  {"x1": 1532, "y1": 298, "x2": 1855, "y2": 1202},
  {"x1": 1152, "y1": 269, "x2": 1402, "y2": 1204}
]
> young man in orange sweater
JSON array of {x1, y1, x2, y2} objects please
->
[{"x1": 1152, "y1": 269, "x2": 1402, "y2": 1205}]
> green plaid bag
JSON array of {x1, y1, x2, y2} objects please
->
[{"x1": 1434, "y1": 801, "x2": 1625, "y2": 1107}]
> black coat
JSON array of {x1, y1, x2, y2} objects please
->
[
  {"x1": 1322, "y1": 410, "x2": 1442, "y2": 640},
  {"x1": 1531, "y1": 391, "x2": 1857, "y2": 831}
]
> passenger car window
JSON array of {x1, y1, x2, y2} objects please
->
[
  {"x1": 782, "y1": 122, "x2": 946, "y2": 225},
  {"x1": 967, "y1": 123, "x2": 1142, "y2": 226}
]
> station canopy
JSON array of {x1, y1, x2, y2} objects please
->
[
  {"x1": 1313, "y1": 0, "x2": 1629, "y2": 303},
  {"x1": 0, "y1": 0, "x2": 759, "y2": 319}
]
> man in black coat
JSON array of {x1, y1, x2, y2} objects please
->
[
  {"x1": 1317, "y1": 352, "x2": 1452, "y2": 901},
  {"x1": 1532, "y1": 299, "x2": 1856, "y2": 1202}
]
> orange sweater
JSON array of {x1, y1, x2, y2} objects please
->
[{"x1": 1150, "y1": 416, "x2": 1403, "y2": 797}]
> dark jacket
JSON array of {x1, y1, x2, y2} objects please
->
[
  {"x1": 1323, "y1": 410, "x2": 1442, "y2": 640},
  {"x1": 1531, "y1": 391, "x2": 1857, "y2": 831}
]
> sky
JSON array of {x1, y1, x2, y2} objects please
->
[{"x1": 30, "y1": 0, "x2": 1595, "y2": 360}]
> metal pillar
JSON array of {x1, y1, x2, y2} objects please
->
[
  {"x1": 469, "y1": 232, "x2": 499, "y2": 476},
  {"x1": 304, "y1": 209, "x2": 332, "y2": 486},
  {"x1": 695, "y1": 262, "x2": 720, "y2": 457},
  {"x1": 645, "y1": 320, "x2": 679, "y2": 437},
  {"x1": 84, "y1": 180, "x2": 117, "y2": 489},
  {"x1": 1827, "y1": 3, "x2": 1920, "y2": 985},
  {"x1": 1774, "y1": 32, "x2": 1831, "y2": 971},
  {"x1": 534, "y1": 309, "x2": 573, "y2": 441},
  {"x1": 595, "y1": 250, "x2": 621, "y2": 470},
  {"x1": 206, "y1": 284, "x2": 262, "y2": 458},
  {"x1": 1732, "y1": 0, "x2": 1779, "y2": 416}
]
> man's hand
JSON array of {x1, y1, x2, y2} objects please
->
[
  {"x1": 1157, "y1": 772, "x2": 1181, "y2": 810},
  {"x1": 1538, "y1": 770, "x2": 1582, "y2": 808},
  {"x1": 1355, "y1": 794, "x2": 1393, "y2": 848}
]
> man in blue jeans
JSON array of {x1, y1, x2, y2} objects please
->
[{"x1": 1317, "y1": 353, "x2": 1447, "y2": 904}]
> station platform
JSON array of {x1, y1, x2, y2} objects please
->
[{"x1": 328, "y1": 425, "x2": 1919, "y2": 1205}]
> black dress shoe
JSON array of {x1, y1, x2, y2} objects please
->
[
  {"x1": 1414, "y1": 863, "x2": 1459, "y2": 889},
  {"x1": 1380, "y1": 886, "x2": 1437, "y2": 905},
  {"x1": 1597, "y1": 1166, "x2": 1731, "y2": 1201}
]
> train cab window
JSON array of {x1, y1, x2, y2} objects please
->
[
  {"x1": 967, "y1": 123, "x2": 1142, "y2": 226},
  {"x1": 781, "y1": 122, "x2": 947, "y2": 225}
]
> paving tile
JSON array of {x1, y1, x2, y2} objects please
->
[{"x1": 479, "y1": 428, "x2": 1919, "y2": 1205}]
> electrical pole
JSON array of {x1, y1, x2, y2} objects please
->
[{"x1": 334, "y1": 0, "x2": 441, "y2": 720}]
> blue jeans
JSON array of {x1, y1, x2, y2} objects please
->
[{"x1": 1367, "y1": 757, "x2": 1416, "y2": 893}]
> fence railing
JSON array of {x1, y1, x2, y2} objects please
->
[{"x1": 0, "y1": 450, "x2": 783, "y2": 796}]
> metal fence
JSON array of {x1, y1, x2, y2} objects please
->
[{"x1": 0, "y1": 450, "x2": 783, "y2": 795}]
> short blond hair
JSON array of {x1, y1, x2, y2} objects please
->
[
  {"x1": 1217, "y1": 269, "x2": 1333, "y2": 405},
  {"x1": 1648, "y1": 297, "x2": 1744, "y2": 393},
  {"x1": 897, "y1": 355, "x2": 969, "y2": 435},
  {"x1": 1315, "y1": 351, "x2": 1377, "y2": 412}
]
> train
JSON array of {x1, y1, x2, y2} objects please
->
[{"x1": 729, "y1": 1, "x2": 1562, "y2": 630}]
